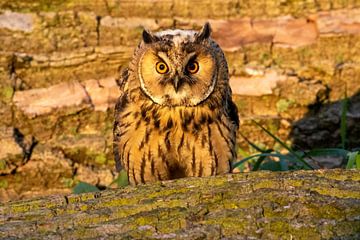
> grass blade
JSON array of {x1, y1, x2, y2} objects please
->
[
  {"x1": 356, "y1": 153, "x2": 360, "y2": 169},
  {"x1": 252, "y1": 120, "x2": 314, "y2": 170},
  {"x1": 232, "y1": 153, "x2": 290, "y2": 170},
  {"x1": 238, "y1": 132, "x2": 267, "y2": 153},
  {"x1": 252, "y1": 149, "x2": 273, "y2": 171},
  {"x1": 346, "y1": 151, "x2": 358, "y2": 169},
  {"x1": 232, "y1": 153, "x2": 294, "y2": 169}
]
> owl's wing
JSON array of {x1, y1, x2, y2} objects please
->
[
  {"x1": 227, "y1": 97, "x2": 239, "y2": 128},
  {"x1": 113, "y1": 68, "x2": 130, "y2": 172}
]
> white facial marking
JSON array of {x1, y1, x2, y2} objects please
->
[{"x1": 155, "y1": 29, "x2": 197, "y2": 48}]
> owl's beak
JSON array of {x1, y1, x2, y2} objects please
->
[{"x1": 173, "y1": 76, "x2": 180, "y2": 92}]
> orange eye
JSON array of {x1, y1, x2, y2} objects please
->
[
  {"x1": 186, "y1": 61, "x2": 199, "y2": 74},
  {"x1": 156, "y1": 62, "x2": 169, "y2": 74}
]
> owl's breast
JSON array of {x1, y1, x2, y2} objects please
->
[
  {"x1": 122, "y1": 100, "x2": 227, "y2": 148},
  {"x1": 115, "y1": 97, "x2": 237, "y2": 183}
]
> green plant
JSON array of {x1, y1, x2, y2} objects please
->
[
  {"x1": 72, "y1": 181, "x2": 100, "y2": 194},
  {"x1": 110, "y1": 170, "x2": 129, "y2": 187},
  {"x1": 233, "y1": 120, "x2": 360, "y2": 172},
  {"x1": 233, "y1": 120, "x2": 313, "y2": 171},
  {"x1": 72, "y1": 170, "x2": 129, "y2": 194},
  {"x1": 346, "y1": 151, "x2": 360, "y2": 169}
]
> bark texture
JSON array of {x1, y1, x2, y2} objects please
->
[
  {"x1": 1, "y1": 169, "x2": 360, "y2": 239},
  {"x1": 1, "y1": 0, "x2": 360, "y2": 202}
]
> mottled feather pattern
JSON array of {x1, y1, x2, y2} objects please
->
[{"x1": 113, "y1": 23, "x2": 239, "y2": 184}]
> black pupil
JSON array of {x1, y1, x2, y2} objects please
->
[
  {"x1": 159, "y1": 64, "x2": 165, "y2": 70},
  {"x1": 188, "y1": 62, "x2": 196, "y2": 71}
]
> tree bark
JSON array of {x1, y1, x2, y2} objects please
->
[{"x1": 1, "y1": 169, "x2": 360, "y2": 239}]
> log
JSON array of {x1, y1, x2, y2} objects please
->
[{"x1": 1, "y1": 169, "x2": 360, "y2": 239}]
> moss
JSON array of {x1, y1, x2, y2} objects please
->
[
  {"x1": 128, "y1": 226, "x2": 157, "y2": 238},
  {"x1": 0, "y1": 159, "x2": 6, "y2": 170},
  {"x1": 1, "y1": 170, "x2": 360, "y2": 238},
  {"x1": 322, "y1": 170, "x2": 360, "y2": 182},
  {"x1": 276, "y1": 99, "x2": 295, "y2": 113},
  {"x1": 311, "y1": 186, "x2": 360, "y2": 199},
  {"x1": 10, "y1": 201, "x2": 41, "y2": 214},
  {"x1": 222, "y1": 200, "x2": 239, "y2": 209},
  {"x1": 1, "y1": 86, "x2": 14, "y2": 102},
  {"x1": 95, "y1": 153, "x2": 107, "y2": 165},
  {"x1": 262, "y1": 202, "x2": 300, "y2": 219},
  {"x1": 100, "y1": 197, "x2": 139, "y2": 208},
  {"x1": 0, "y1": 179, "x2": 8, "y2": 189},
  {"x1": 61, "y1": 177, "x2": 75, "y2": 188},
  {"x1": 63, "y1": 147, "x2": 109, "y2": 166},
  {"x1": 156, "y1": 218, "x2": 184, "y2": 234},
  {"x1": 79, "y1": 205, "x2": 88, "y2": 211},
  {"x1": 135, "y1": 215, "x2": 159, "y2": 227},
  {"x1": 205, "y1": 216, "x2": 250, "y2": 236},
  {"x1": 285, "y1": 179, "x2": 304, "y2": 187},
  {"x1": 0, "y1": 0, "x2": 71, "y2": 12},
  {"x1": 309, "y1": 204, "x2": 347, "y2": 220},
  {"x1": 234, "y1": 199, "x2": 259, "y2": 209},
  {"x1": 66, "y1": 192, "x2": 100, "y2": 204},
  {"x1": 252, "y1": 180, "x2": 279, "y2": 190},
  {"x1": 332, "y1": 221, "x2": 360, "y2": 237},
  {"x1": 75, "y1": 215, "x2": 110, "y2": 226},
  {"x1": 264, "y1": 221, "x2": 320, "y2": 239},
  {"x1": 146, "y1": 188, "x2": 190, "y2": 199}
]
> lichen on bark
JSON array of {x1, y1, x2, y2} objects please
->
[{"x1": 1, "y1": 169, "x2": 359, "y2": 239}]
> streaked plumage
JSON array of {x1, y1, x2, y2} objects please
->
[{"x1": 113, "y1": 23, "x2": 239, "y2": 184}]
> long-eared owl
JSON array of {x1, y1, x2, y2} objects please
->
[{"x1": 113, "y1": 23, "x2": 239, "y2": 185}]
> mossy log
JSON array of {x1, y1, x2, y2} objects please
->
[{"x1": 1, "y1": 169, "x2": 360, "y2": 239}]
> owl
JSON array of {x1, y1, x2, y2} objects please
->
[{"x1": 113, "y1": 23, "x2": 239, "y2": 185}]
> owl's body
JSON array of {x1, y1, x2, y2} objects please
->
[{"x1": 113, "y1": 24, "x2": 239, "y2": 184}]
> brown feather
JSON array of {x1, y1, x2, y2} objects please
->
[{"x1": 113, "y1": 24, "x2": 239, "y2": 185}]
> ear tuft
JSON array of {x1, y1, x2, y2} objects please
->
[
  {"x1": 195, "y1": 22, "x2": 211, "y2": 42},
  {"x1": 142, "y1": 29, "x2": 159, "y2": 44}
]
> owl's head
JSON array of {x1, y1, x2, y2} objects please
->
[{"x1": 133, "y1": 23, "x2": 228, "y2": 107}]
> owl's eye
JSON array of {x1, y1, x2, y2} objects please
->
[
  {"x1": 155, "y1": 62, "x2": 169, "y2": 74},
  {"x1": 186, "y1": 61, "x2": 199, "y2": 74}
]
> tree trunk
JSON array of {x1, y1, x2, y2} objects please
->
[{"x1": 1, "y1": 169, "x2": 360, "y2": 239}]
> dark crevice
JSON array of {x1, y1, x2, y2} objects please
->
[
  {"x1": 12, "y1": 128, "x2": 38, "y2": 165},
  {"x1": 78, "y1": 81, "x2": 95, "y2": 109},
  {"x1": 96, "y1": 184, "x2": 107, "y2": 191},
  {"x1": 269, "y1": 41, "x2": 274, "y2": 66},
  {"x1": 5, "y1": 128, "x2": 38, "y2": 175},
  {"x1": 96, "y1": 15, "x2": 102, "y2": 46},
  {"x1": 8, "y1": 54, "x2": 30, "y2": 92},
  {"x1": 8, "y1": 54, "x2": 16, "y2": 77},
  {"x1": 8, "y1": 54, "x2": 17, "y2": 94},
  {"x1": 7, "y1": 55, "x2": 17, "y2": 126},
  {"x1": 64, "y1": 195, "x2": 69, "y2": 204},
  {"x1": 243, "y1": 50, "x2": 249, "y2": 65}
]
